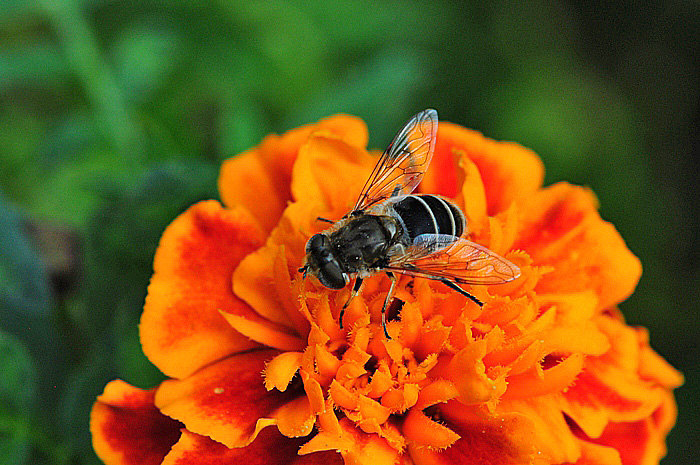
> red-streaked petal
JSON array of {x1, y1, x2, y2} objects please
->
[
  {"x1": 162, "y1": 428, "x2": 343, "y2": 465},
  {"x1": 572, "y1": 389, "x2": 678, "y2": 465},
  {"x1": 91, "y1": 380, "x2": 183, "y2": 465},
  {"x1": 562, "y1": 367, "x2": 667, "y2": 439},
  {"x1": 141, "y1": 201, "x2": 264, "y2": 379},
  {"x1": 561, "y1": 316, "x2": 682, "y2": 440},
  {"x1": 155, "y1": 349, "x2": 298, "y2": 449},
  {"x1": 407, "y1": 406, "x2": 538, "y2": 465},
  {"x1": 494, "y1": 397, "x2": 581, "y2": 464},
  {"x1": 515, "y1": 183, "x2": 642, "y2": 310}
]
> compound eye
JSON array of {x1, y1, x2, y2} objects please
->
[
  {"x1": 318, "y1": 261, "x2": 346, "y2": 289},
  {"x1": 306, "y1": 233, "x2": 329, "y2": 254}
]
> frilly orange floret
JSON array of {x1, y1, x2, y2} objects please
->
[{"x1": 91, "y1": 114, "x2": 682, "y2": 465}]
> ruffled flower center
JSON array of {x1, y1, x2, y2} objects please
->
[{"x1": 260, "y1": 222, "x2": 571, "y2": 453}]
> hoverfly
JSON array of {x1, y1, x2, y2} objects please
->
[{"x1": 298, "y1": 109, "x2": 520, "y2": 338}]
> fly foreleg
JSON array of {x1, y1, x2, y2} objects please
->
[
  {"x1": 339, "y1": 277, "x2": 363, "y2": 329},
  {"x1": 380, "y1": 271, "x2": 398, "y2": 338}
]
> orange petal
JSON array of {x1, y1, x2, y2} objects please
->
[
  {"x1": 358, "y1": 396, "x2": 391, "y2": 425},
  {"x1": 503, "y1": 352, "x2": 584, "y2": 400},
  {"x1": 291, "y1": 133, "x2": 375, "y2": 215},
  {"x1": 220, "y1": 311, "x2": 306, "y2": 352},
  {"x1": 562, "y1": 363, "x2": 669, "y2": 435},
  {"x1": 515, "y1": 183, "x2": 642, "y2": 310},
  {"x1": 301, "y1": 370, "x2": 326, "y2": 414},
  {"x1": 273, "y1": 395, "x2": 316, "y2": 438},
  {"x1": 366, "y1": 365, "x2": 393, "y2": 398},
  {"x1": 299, "y1": 418, "x2": 400, "y2": 465},
  {"x1": 402, "y1": 409, "x2": 460, "y2": 449},
  {"x1": 264, "y1": 351, "x2": 303, "y2": 391},
  {"x1": 447, "y1": 340, "x2": 507, "y2": 405},
  {"x1": 424, "y1": 123, "x2": 544, "y2": 215},
  {"x1": 636, "y1": 330, "x2": 684, "y2": 389},
  {"x1": 419, "y1": 128, "x2": 461, "y2": 198},
  {"x1": 329, "y1": 380, "x2": 359, "y2": 410},
  {"x1": 155, "y1": 349, "x2": 299, "y2": 448},
  {"x1": 569, "y1": 440, "x2": 622, "y2": 465},
  {"x1": 233, "y1": 242, "x2": 308, "y2": 331},
  {"x1": 218, "y1": 114, "x2": 369, "y2": 233},
  {"x1": 140, "y1": 200, "x2": 264, "y2": 379},
  {"x1": 218, "y1": 149, "x2": 286, "y2": 233},
  {"x1": 232, "y1": 204, "x2": 316, "y2": 339},
  {"x1": 414, "y1": 379, "x2": 459, "y2": 410},
  {"x1": 493, "y1": 397, "x2": 581, "y2": 464},
  {"x1": 90, "y1": 380, "x2": 183, "y2": 465},
  {"x1": 162, "y1": 428, "x2": 343, "y2": 465},
  {"x1": 560, "y1": 315, "x2": 681, "y2": 440},
  {"x1": 544, "y1": 323, "x2": 610, "y2": 356},
  {"x1": 456, "y1": 154, "x2": 488, "y2": 234}
]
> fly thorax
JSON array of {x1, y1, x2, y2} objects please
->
[{"x1": 331, "y1": 215, "x2": 397, "y2": 271}]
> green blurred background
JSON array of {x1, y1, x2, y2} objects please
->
[{"x1": 0, "y1": 1, "x2": 697, "y2": 464}]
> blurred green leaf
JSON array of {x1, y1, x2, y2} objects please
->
[
  {"x1": 59, "y1": 340, "x2": 113, "y2": 465},
  {"x1": 0, "y1": 42, "x2": 70, "y2": 89},
  {"x1": 113, "y1": 300, "x2": 164, "y2": 389},
  {"x1": 0, "y1": 330, "x2": 37, "y2": 465},
  {"x1": 39, "y1": 113, "x2": 102, "y2": 167},
  {"x1": 112, "y1": 23, "x2": 181, "y2": 104},
  {"x1": 0, "y1": 108, "x2": 46, "y2": 206},
  {"x1": 219, "y1": 100, "x2": 269, "y2": 157},
  {"x1": 28, "y1": 147, "x2": 143, "y2": 230},
  {"x1": 286, "y1": 48, "x2": 429, "y2": 147}
]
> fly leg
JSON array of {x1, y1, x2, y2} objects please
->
[
  {"x1": 339, "y1": 277, "x2": 363, "y2": 329},
  {"x1": 380, "y1": 271, "x2": 398, "y2": 338},
  {"x1": 440, "y1": 279, "x2": 483, "y2": 306}
]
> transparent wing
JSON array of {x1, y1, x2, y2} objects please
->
[
  {"x1": 387, "y1": 236, "x2": 521, "y2": 285},
  {"x1": 352, "y1": 109, "x2": 438, "y2": 213}
]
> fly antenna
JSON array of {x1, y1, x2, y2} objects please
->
[{"x1": 298, "y1": 265, "x2": 308, "y2": 278}]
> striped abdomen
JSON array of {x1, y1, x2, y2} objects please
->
[{"x1": 391, "y1": 194, "x2": 466, "y2": 241}]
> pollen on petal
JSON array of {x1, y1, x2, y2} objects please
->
[
  {"x1": 154, "y1": 349, "x2": 299, "y2": 449},
  {"x1": 162, "y1": 427, "x2": 343, "y2": 465}
]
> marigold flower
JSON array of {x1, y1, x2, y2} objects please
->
[{"x1": 91, "y1": 114, "x2": 683, "y2": 465}]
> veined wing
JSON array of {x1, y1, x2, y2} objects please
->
[
  {"x1": 387, "y1": 236, "x2": 520, "y2": 285},
  {"x1": 351, "y1": 109, "x2": 438, "y2": 213}
]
